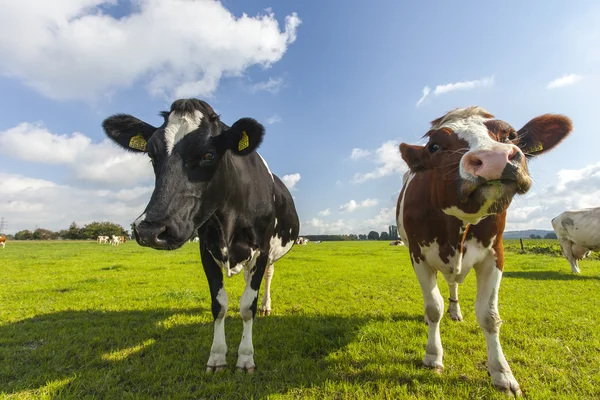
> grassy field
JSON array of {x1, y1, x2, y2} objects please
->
[{"x1": 1, "y1": 240, "x2": 599, "y2": 399}]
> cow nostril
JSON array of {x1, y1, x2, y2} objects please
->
[{"x1": 508, "y1": 147, "x2": 520, "y2": 161}]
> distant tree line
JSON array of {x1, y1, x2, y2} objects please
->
[
  {"x1": 12, "y1": 221, "x2": 128, "y2": 240},
  {"x1": 303, "y1": 226, "x2": 401, "y2": 242}
]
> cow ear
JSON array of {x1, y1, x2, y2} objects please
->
[
  {"x1": 515, "y1": 114, "x2": 573, "y2": 157},
  {"x1": 216, "y1": 117, "x2": 265, "y2": 156},
  {"x1": 399, "y1": 143, "x2": 430, "y2": 172},
  {"x1": 102, "y1": 114, "x2": 157, "y2": 153}
]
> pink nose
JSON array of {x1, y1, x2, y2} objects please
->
[{"x1": 462, "y1": 146, "x2": 521, "y2": 180}]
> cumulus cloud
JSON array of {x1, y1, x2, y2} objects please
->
[
  {"x1": 0, "y1": 1, "x2": 301, "y2": 101},
  {"x1": 547, "y1": 74, "x2": 583, "y2": 89},
  {"x1": 415, "y1": 86, "x2": 431, "y2": 106},
  {"x1": 0, "y1": 172, "x2": 152, "y2": 233},
  {"x1": 265, "y1": 115, "x2": 282, "y2": 125},
  {"x1": 281, "y1": 173, "x2": 301, "y2": 190},
  {"x1": 339, "y1": 198, "x2": 378, "y2": 213},
  {"x1": 506, "y1": 161, "x2": 600, "y2": 231},
  {"x1": 350, "y1": 148, "x2": 372, "y2": 160},
  {"x1": 351, "y1": 140, "x2": 407, "y2": 183},
  {"x1": 0, "y1": 122, "x2": 154, "y2": 187},
  {"x1": 317, "y1": 208, "x2": 331, "y2": 217},
  {"x1": 249, "y1": 77, "x2": 285, "y2": 94},
  {"x1": 416, "y1": 76, "x2": 494, "y2": 106},
  {"x1": 303, "y1": 207, "x2": 396, "y2": 235}
]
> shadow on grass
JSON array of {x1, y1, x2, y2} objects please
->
[
  {"x1": 503, "y1": 270, "x2": 600, "y2": 281},
  {"x1": 0, "y1": 309, "x2": 434, "y2": 399}
]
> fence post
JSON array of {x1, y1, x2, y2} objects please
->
[{"x1": 520, "y1": 238, "x2": 524, "y2": 253}]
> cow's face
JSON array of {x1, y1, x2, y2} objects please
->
[
  {"x1": 103, "y1": 98, "x2": 265, "y2": 250},
  {"x1": 400, "y1": 107, "x2": 572, "y2": 223}
]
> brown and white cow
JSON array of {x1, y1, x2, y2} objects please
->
[
  {"x1": 0, "y1": 235, "x2": 5, "y2": 249},
  {"x1": 396, "y1": 106, "x2": 572, "y2": 395}
]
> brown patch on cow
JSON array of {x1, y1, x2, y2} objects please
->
[
  {"x1": 516, "y1": 114, "x2": 573, "y2": 156},
  {"x1": 484, "y1": 119, "x2": 517, "y2": 142}
]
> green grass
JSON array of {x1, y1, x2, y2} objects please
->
[{"x1": 0, "y1": 240, "x2": 599, "y2": 399}]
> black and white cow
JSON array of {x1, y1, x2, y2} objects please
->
[{"x1": 102, "y1": 98, "x2": 300, "y2": 373}]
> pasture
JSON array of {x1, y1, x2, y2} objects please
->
[{"x1": 1, "y1": 240, "x2": 599, "y2": 399}]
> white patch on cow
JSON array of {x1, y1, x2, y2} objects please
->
[
  {"x1": 433, "y1": 107, "x2": 519, "y2": 180},
  {"x1": 397, "y1": 171, "x2": 415, "y2": 245},
  {"x1": 206, "y1": 287, "x2": 228, "y2": 370},
  {"x1": 164, "y1": 110, "x2": 204, "y2": 155},
  {"x1": 442, "y1": 186, "x2": 501, "y2": 225},
  {"x1": 134, "y1": 213, "x2": 146, "y2": 227},
  {"x1": 268, "y1": 234, "x2": 294, "y2": 264},
  {"x1": 257, "y1": 152, "x2": 274, "y2": 182}
]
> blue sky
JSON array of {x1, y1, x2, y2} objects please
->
[{"x1": 1, "y1": 0, "x2": 599, "y2": 235}]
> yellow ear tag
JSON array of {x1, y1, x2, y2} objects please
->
[
  {"x1": 530, "y1": 143, "x2": 543, "y2": 153},
  {"x1": 238, "y1": 131, "x2": 249, "y2": 151},
  {"x1": 129, "y1": 134, "x2": 147, "y2": 151}
]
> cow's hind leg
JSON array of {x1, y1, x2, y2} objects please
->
[
  {"x1": 474, "y1": 258, "x2": 522, "y2": 396},
  {"x1": 260, "y1": 263, "x2": 274, "y2": 316},
  {"x1": 237, "y1": 253, "x2": 268, "y2": 373},
  {"x1": 414, "y1": 262, "x2": 444, "y2": 372},
  {"x1": 201, "y1": 248, "x2": 228, "y2": 373},
  {"x1": 447, "y1": 281, "x2": 463, "y2": 321},
  {"x1": 559, "y1": 239, "x2": 580, "y2": 273}
]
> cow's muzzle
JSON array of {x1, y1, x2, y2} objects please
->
[{"x1": 134, "y1": 220, "x2": 170, "y2": 250}]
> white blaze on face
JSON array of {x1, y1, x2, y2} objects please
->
[
  {"x1": 164, "y1": 110, "x2": 204, "y2": 155},
  {"x1": 435, "y1": 111, "x2": 518, "y2": 181}
]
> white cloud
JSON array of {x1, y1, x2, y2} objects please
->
[
  {"x1": 303, "y1": 207, "x2": 396, "y2": 235},
  {"x1": 506, "y1": 161, "x2": 600, "y2": 231},
  {"x1": 0, "y1": 122, "x2": 154, "y2": 187},
  {"x1": 351, "y1": 140, "x2": 407, "y2": 183},
  {"x1": 0, "y1": 1, "x2": 301, "y2": 101},
  {"x1": 281, "y1": 173, "x2": 301, "y2": 190},
  {"x1": 249, "y1": 77, "x2": 285, "y2": 94},
  {"x1": 265, "y1": 115, "x2": 282, "y2": 125},
  {"x1": 416, "y1": 86, "x2": 431, "y2": 106},
  {"x1": 350, "y1": 148, "x2": 372, "y2": 160},
  {"x1": 0, "y1": 172, "x2": 153, "y2": 233},
  {"x1": 433, "y1": 75, "x2": 494, "y2": 95},
  {"x1": 339, "y1": 198, "x2": 378, "y2": 213},
  {"x1": 317, "y1": 208, "x2": 331, "y2": 217},
  {"x1": 547, "y1": 74, "x2": 583, "y2": 89}
]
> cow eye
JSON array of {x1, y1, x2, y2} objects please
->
[
  {"x1": 508, "y1": 131, "x2": 517, "y2": 141},
  {"x1": 428, "y1": 143, "x2": 440, "y2": 153},
  {"x1": 202, "y1": 152, "x2": 215, "y2": 162}
]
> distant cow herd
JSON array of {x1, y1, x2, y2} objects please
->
[{"x1": 97, "y1": 235, "x2": 127, "y2": 246}]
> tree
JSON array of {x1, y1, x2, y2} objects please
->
[
  {"x1": 380, "y1": 231, "x2": 390, "y2": 240},
  {"x1": 32, "y1": 228, "x2": 58, "y2": 240},
  {"x1": 81, "y1": 221, "x2": 127, "y2": 239},
  {"x1": 64, "y1": 222, "x2": 84, "y2": 240},
  {"x1": 544, "y1": 232, "x2": 557, "y2": 239},
  {"x1": 368, "y1": 231, "x2": 379, "y2": 240},
  {"x1": 14, "y1": 230, "x2": 33, "y2": 240},
  {"x1": 358, "y1": 234, "x2": 367, "y2": 240},
  {"x1": 388, "y1": 225, "x2": 399, "y2": 240}
]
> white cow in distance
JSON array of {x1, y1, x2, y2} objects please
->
[
  {"x1": 97, "y1": 235, "x2": 110, "y2": 244},
  {"x1": 552, "y1": 207, "x2": 600, "y2": 273}
]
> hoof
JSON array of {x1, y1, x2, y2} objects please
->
[
  {"x1": 491, "y1": 372, "x2": 522, "y2": 397},
  {"x1": 423, "y1": 354, "x2": 444, "y2": 372},
  {"x1": 205, "y1": 365, "x2": 227, "y2": 374},
  {"x1": 259, "y1": 308, "x2": 271, "y2": 316},
  {"x1": 236, "y1": 366, "x2": 256, "y2": 374}
]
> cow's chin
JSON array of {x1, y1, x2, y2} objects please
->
[{"x1": 459, "y1": 180, "x2": 520, "y2": 216}]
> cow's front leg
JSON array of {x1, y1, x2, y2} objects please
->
[
  {"x1": 447, "y1": 282, "x2": 463, "y2": 321},
  {"x1": 201, "y1": 248, "x2": 228, "y2": 373},
  {"x1": 474, "y1": 258, "x2": 522, "y2": 396},
  {"x1": 260, "y1": 263, "x2": 274, "y2": 316},
  {"x1": 414, "y1": 262, "x2": 444, "y2": 372},
  {"x1": 237, "y1": 253, "x2": 267, "y2": 373}
]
